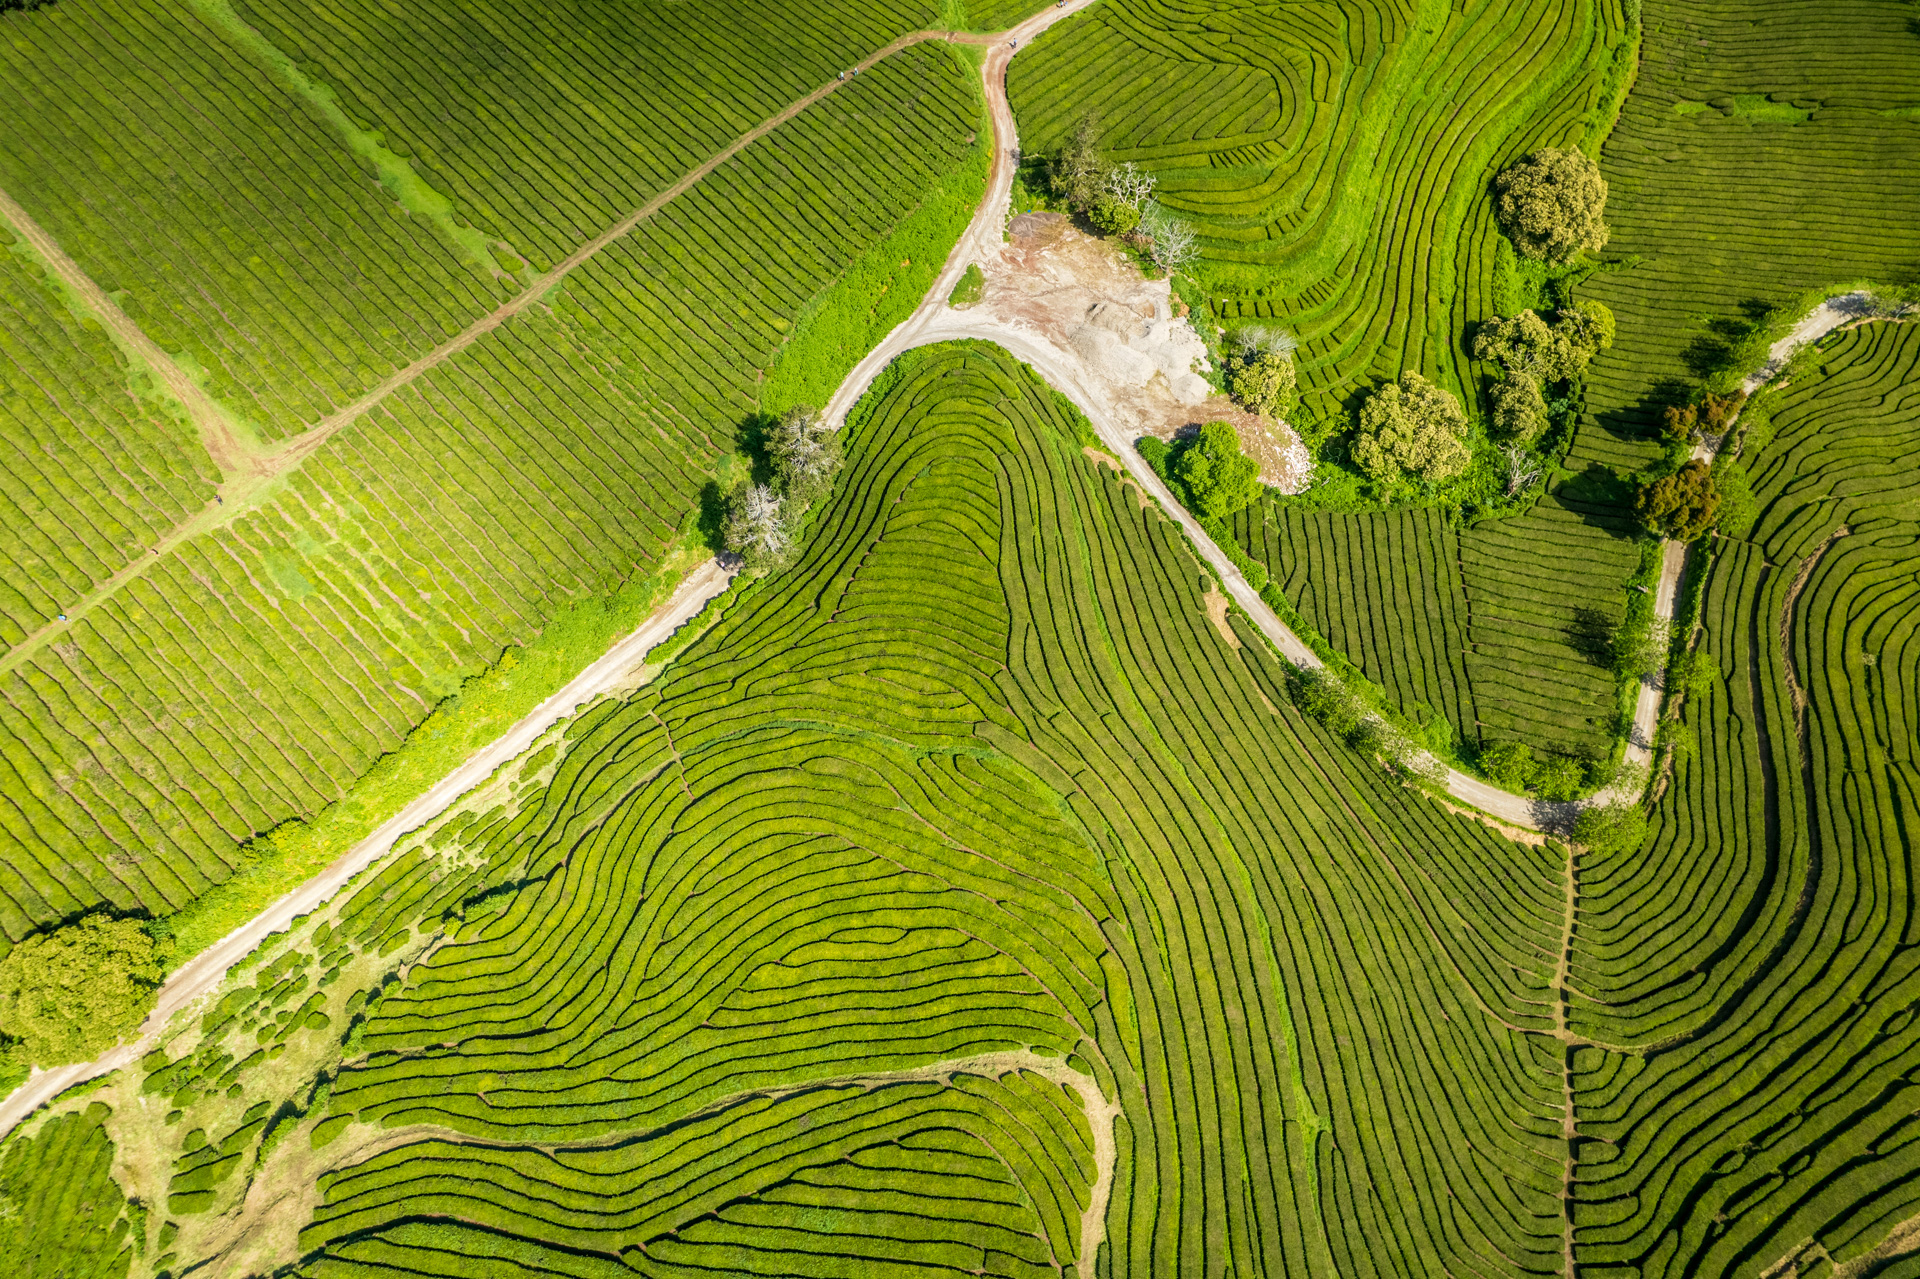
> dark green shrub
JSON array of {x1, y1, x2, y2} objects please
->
[{"x1": 1171, "y1": 421, "x2": 1262, "y2": 519}]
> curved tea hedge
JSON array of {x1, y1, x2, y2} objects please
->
[
  {"x1": 1575, "y1": 0, "x2": 1920, "y2": 478},
  {"x1": 1569, "y1": 321, "x2": 1920, "y2": 1271},
  {"x1": 1008, "y1": 0, "x2": 1632, "y2": 414},
  {"x1": 10, "y1": 336, "x2": 1918, "y2": 1276},
  {"x1": 266, "y1": 343, "x2": 1572, "y2": 1276},
  {"x1": 0, "y1": 4, "x2": 984, "y2": 951}
]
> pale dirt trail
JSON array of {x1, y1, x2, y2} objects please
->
[
  {"x1": 823, "y1": 6, "x2": 1556, "y2": 833},
  {"x1": 0, "y1": 25, "x2": 959, "y2": 676},
  {"x1": 1607, "y1": 290, "x2": 1876, "y2": 798},
  {"x1": 0, "y1": 558, "x2": 734, "y2": 1140}
]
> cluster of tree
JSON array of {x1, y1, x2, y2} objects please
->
[
  {"x1": 1222, "y1": 328, "x2": 1298, "y2": 420},
  {"x1": 0, "y1": 914, "x2": 163, "y2": 1070},
  {"x1": 1658, "y1": 389, "x2": 1744, "y2": 443},
  {"x1": 1351, "y1": 372, "x2": 1471, "y2": 485},
  {"x1": 1493, "y1": 147, "x2": 1610, "y2": 263},
  {"x1": 1170, "y1": 420, "x2": 1262, "y2": 520},
  {"x1": 1473, "y1": 301, "x2": 1616, "y2": 443},
  {"x1": 1478, "y1": 739, "x2": 1589, "y2": 800},
  {"x1": 1634, "y1": 459, "x2": 1721, "y2": 541},
  {"x1": 0, "y1": 0, "x2": 56, "y2": 11},
  {"x1": 722, "y1": 405, "x2": 843, "y2": 575},
  {"x1": 1050, "y1": 115, "x2": 1196, "y2": 274}
]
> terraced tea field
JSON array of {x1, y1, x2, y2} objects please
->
[
  {"x1": 1570, "y1": 320, "x2": 1920, "y2": 1272},
  {"x1": 4, "y1": 0, "x2": 1920, "y2": 1273},
  {"x1": 1008, "y1": 0, "x2": 1633, "y2": 416},
  {"x1": 7, "y1": 316, "x2": 1920, "y2": 1273},
  {"x1": 0, "y1": 0, "x2": 987, "y2": 948}
]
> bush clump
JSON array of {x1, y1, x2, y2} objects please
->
[
  {"x1": 723, "y1": 405, "x2": 844, "y2": 576},
  {"x1": 1635, "y1": 460, "x2": 1720, "y2": 541},
  {"x1": 1474, "y1": 302, "x2": 1615, "y2": 443},
  {"x1": 1572, "y1": 801, "x2": 1649, "y2": 853},
  {"x1": 0, "y1": 915, "x2": 163, "y2": 1069},
  {"x1": 1352, "y1": 372, "x2": 1470, "y2": 484},
  {"x1": 1171, "y1": 420, "x2": 1262, "y2": 520},
  {"x1": 1494, "y1": 147, "x2": 1610, "y2": 263},
  {"x1": 947, "y1": 263, "x2": 984, "y2": 309},
  {"x1": 1223, "y1": 330, "x2": 1298, "y2": 419}
]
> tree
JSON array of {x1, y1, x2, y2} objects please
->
[
  {"x1": 0, "y1": 915, "x2": 162, "y2": 1069},
  {"x1": 1490, "y1": 374, "x2": 1549, "y2": 442},
  {"x1": 1636, "y1": 460, "x2": 1720, "y2": 541},
  {"x1": 723, "y1": 482, "x2": 793, "y2": 575},
  {"x1": 1558, "y1": 299, "x2": 1616, "y2": 361},
  {"x1": 1501, "y1": 443, "x2": 1544, "y2": 496},
  {"x1": 767, "y1": 404, "x2": 842, "y2": 506},
  {"x1": 1224, "y1": 344, "x2": 1297, "y2": 418},
  {"x1": 1102, "y1": 161, "x2": 1156, "y2": 212},
  {"x1": 1480, "y1": 740, "x2": 1539, "y2": 790},
  {"x1": 1475, "y1": 304, "x2": 1614, "y2": 383},
  {"x1": 1351, "y1": 372, "x2": 1471, "y2": 485},
  {"x1": 1493, "y1": 147, "x2": 1609, "y2": 263},
  {"x1": 1171, "y1": 420, "x2": 1261, "y2": 520},
  {"x1": 1088, "y1": 194, "x2": 1140, "y2": 236},
  {"x1": 1049, "y1": 112, "x2": 1108, "y2": 211},
  {"x1": 1138, "y1": 203, "x2": 1198, "y2": 274},
  {"x1": 1572, "y1": 801, "x2": 1649, "y2": 852},
  {"x1": 1532, "y1": 754, "x2": 1586, "y2": 801}
]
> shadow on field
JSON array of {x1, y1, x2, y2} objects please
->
[{"x1": 1566, "y1": 605, "x2": 1617, "y2": 667}]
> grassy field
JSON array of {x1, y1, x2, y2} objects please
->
[
  {"x1": 1008, "y1": 0, "x2": 1633, "y2": 420},
  {"x1": 0, "y1": 0, "x2": 987, "y2": 954}
]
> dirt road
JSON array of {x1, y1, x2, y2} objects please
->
[
  {"x1": 1610, "y1": 291, "x2": 1876, "y2": 796},
  {"x1": 0, "y1": 557, "x2": 733, "y2": 1140}
]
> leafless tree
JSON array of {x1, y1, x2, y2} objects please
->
[
  {"x1": 724, "y1": 482, "x2": 792, "y2": 573},
  {"x1": 1102, "y1": 161, "x2": 1156, "y2": 211},
  {"x1": 1140, "y1": 203, "x2": 1198, "y2": 275},
  {"x1": 1503, "y1": 444, "x2": 1543, "y2": 497},
  {"x1": 1234, "y1": 325, "x2": 1299, "y2": 359}
]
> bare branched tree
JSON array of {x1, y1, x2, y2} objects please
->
[
  {"x1": 1503, "y1": 444, "x2": 1543, "y2": 497},
  {"x1": 770, "y1": 405, "x2": 842, "y2": 504},
  {"x1": 1139, "y1": 203, "x2": 1198, "y2": 274},
  {"x1": 1234, "y1": 325, "x2": 1299, "y2": 359},
  {"x1": 724, "y1": 482, "x2": 793, "y2": 574},
  {"x1": 1102, "y1": 161, "x2": 1156, "y2": 211}
]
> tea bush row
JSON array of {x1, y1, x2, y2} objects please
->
[
  {"x1": 286, "y1": 344, "x2": 1575, "y2": 1277},
  {"x1": 0, "y1": 42, "x2": 982, "y2": 951}
]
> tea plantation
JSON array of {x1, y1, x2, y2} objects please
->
[
  {"x1": 10, "y1": 335, "x2": 1917, "y2": 1275},
  {"x1": 0, "y1": 0, "x2": 989, "y2": 948},
  {"x1": 1007, "y1": 0, "x2": 1633, "y2": 416},
  {"x1": 2, "y1": 0, "x2": 1919, "y2": 1272}
]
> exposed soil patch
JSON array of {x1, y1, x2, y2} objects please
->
[
  {"x1": 973, "y1": 212, "x2": 1310, "y2": 492},
  {"x1": 1202, "y1": 589, "x2": 1240, "y2": 649}
]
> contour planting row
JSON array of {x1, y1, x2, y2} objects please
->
[
  {"x1": 232, "y1": 0, "x2": 949, "y2": 266},
  {"x1": 0, "y1": 0, "x2": 507, "y2": 436},
  {"x1": 1009, "y1": 0, "x2": 1632, "y2": 417},
  {"x1": 1233, "y1": 501, "x2": 1477, "y2": 745},
  {"x1": 0, "y1": 45, "x2": 983, "y2": 949},
  {"x1": 276, "y1": 344, "x2": 1574, "y2": 1277},
  {"x1": 1567, "y1": 323, "x2": 1920, "y2": 1273}
]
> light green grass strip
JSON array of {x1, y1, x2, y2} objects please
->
[
  {"x1": 152, "y1": 533, "x2": 714, "y2": 961},
  {"x1": 184, "y1": 0, "x2": 509, "y2": 277},
  {"x1": 762, "y1": 70, "x2": 989, "y2": 415}
]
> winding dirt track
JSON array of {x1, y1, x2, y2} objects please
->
[
  {"x1": 1611, "y1": 291, "x2": 1874, "y2": 795},
  {"x1": 0, "y1": 558, "x2": 734, "y2": 1139}
]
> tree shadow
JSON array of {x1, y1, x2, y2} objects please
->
[
  {"x1": 736, "y1": 410, "x2": 778, "y2": 488},
  {"x1": 1566, "y1": 606, "x2": 1616, "y2": 667},
  {"x1": 1556, "y1": 462, "x2": 1640, "y2": 536},
  {"x1": 1679, "y1": 300, "x2": 1776, "y2": 381},
  {"x1": 694, "y1": 480, "x2": 729, "y2": 553}
]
